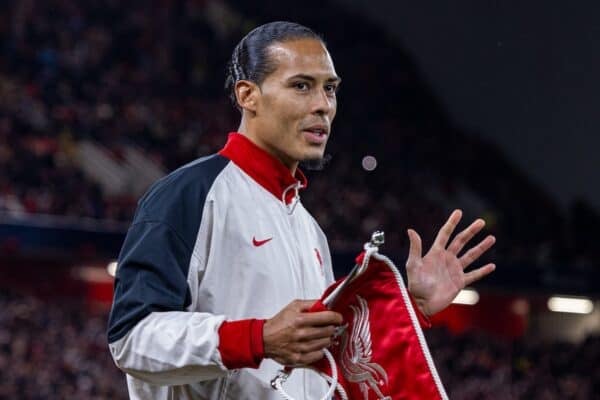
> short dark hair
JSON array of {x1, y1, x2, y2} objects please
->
[{"x1": 224, "y1": 21, "x2": 324, "y2": 111}]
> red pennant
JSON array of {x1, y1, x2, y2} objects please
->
[{"x1": 311, "y1": 251, "x2": 448, "y2": 400}]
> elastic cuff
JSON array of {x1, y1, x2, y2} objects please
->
[
  {"x1": 409, "y1": 295, "x2": 432, "y2": 329},
  {"x1": 249, "y1": 319, "x2": 265, "y2": 365},
  {"x1": 218, "y1": 318, "x2": 266, "y2": 369}
]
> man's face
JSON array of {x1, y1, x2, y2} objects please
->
[{"x1": 249, "y1": 38, "x2": 340, "y2": 170}]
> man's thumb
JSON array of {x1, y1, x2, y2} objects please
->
[{"x1": 406, "y1": 229, "x2": 422, "y2": 267}]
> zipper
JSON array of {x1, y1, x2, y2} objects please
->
[{"x1": 281, "y1": 201, "x2": 309, "y2": 399}]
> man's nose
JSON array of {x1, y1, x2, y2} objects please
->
[{"x1": 312, "y1": 89, "x2": 335, "y2": 115}]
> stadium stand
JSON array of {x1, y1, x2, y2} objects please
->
[
  {"x1": 0, "y1": 0, "x2": 598, "y2": 398},
  {"x1": 0, "y1": 290, "x2": 128, "y2": 399},
  {"x1": 427, "y1": 327, "x2": 599, "y2": 399},
  {"x1": 1, "y1": 0, "x2": 592, "y2": 267},
  {"x1": 0, "y1": 289, "x2": 597, "y2": 399}
]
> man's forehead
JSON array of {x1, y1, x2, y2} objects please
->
[{"x1": 267, "y1": 39, "x2": 338, "y2": 80}]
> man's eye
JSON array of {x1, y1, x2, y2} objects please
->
[
  {"x1": 325, "y1": 84, "x2": 338, "y2": 94},
  {"x1": 294, "y1": 82, "x2": 309, "y2": 91}
]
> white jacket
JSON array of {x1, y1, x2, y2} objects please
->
[{"x1": 108, "y1": 133, "x2": 335, "y2": 399}]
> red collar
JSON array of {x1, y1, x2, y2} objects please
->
[{"x1": 218, "y1": 132, "x2": 308, "y2": 204}]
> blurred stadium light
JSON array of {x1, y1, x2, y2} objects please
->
[
  {"x1": 107, "y1": 261, "x2": 118, "y2": 277},
  {"x1": 452, "y1": 288, "x2": 480, "y2": 305},
  {"x1": 547, "y1": 296, "x2": 594, "y2": 314}
]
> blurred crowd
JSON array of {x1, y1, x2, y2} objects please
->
[
  {"x1": 0, "y1": 0, "x2": 598, "y2": 267},
  {"x1": 0, "y1": 290, "x2": 127, "y2": 399},
  {"x1": 0, "y1": 289, "x2": 597, "y2": 399},
  {"x1": 0, "y1": 2, "x2": 597, "y2": 398},
  {"x1": 0, "y1": 0, "x2": 239, "y2": 222},
  {"x1": 427, "y1": 328, "x2": 600, "y2": 400}
]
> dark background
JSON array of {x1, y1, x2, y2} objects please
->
[
  {"x1": 340, "y1": 0, "x2": 600, "y2": 211},
  {"x1": 0, "y1": 1, "x2": 599, "y2": 398}
]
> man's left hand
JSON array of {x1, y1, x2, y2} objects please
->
[{"x1": 406, "y1": 209, "x2": 496, "y2": 317}]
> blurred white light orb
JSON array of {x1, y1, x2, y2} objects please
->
[{"x1": 361, "y1": 155, "x2": 377, "y2": 171}]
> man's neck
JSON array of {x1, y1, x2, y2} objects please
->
[{"x1": 236, "y1": 123, "x2": 298, "y2": 175}]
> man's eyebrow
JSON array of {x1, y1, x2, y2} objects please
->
[{"x1": 287, "y1": 74, "x2": 342, "y2": 83}]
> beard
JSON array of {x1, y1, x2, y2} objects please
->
[{"x1": 300, "y1": 153, "x2": 332, "y2": 171}]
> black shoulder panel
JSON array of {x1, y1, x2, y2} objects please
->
[{"x1": 107, "y1": 154, "x2": 229, "y2": 343}]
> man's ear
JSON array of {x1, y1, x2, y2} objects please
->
[{"x1": 235, "y1": 80, "x2": 259, "y2": 113}]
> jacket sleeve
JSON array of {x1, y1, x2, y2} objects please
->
[
  {"x1": 107, "y1": 217, "x2": 264, "y2": 385},
  {"x1": 109, "y1": 309, "x2": 228, "y2": 385}
]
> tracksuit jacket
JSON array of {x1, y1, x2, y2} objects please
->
[{"x1": 108, "y1": 132, "x2": 335, "y2": 399}]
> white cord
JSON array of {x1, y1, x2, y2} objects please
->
[
  {"x1": 323, "y1": 242, "x2": 379, "y2": 307},
  {"x1": 281, "y1": 181, "x2": 304, "y2": 215},
  {"x1": 357, "y1": 242, "x2": 378, "y2": 275},
  {"x1": 272, "y1": 236, "x2": 380, "y2": 400},
  {"x1": 323, "y1": 373, "x2": 349, "y2": 400},
  {"x1": 272, "y1": 349, "x2": 347, "y2": 400}
]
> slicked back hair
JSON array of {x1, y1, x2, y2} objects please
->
[{"x1": 224, "y1": 21, "x2": 324, "y2": 111}]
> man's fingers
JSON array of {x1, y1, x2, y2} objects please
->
[
  {"x1": 447, "y1": 218, "x2": 485, "y2": 255},
  {"x1": 464, "y1": 263, "x2": 496, "y2": 286},
  {"x1": 294, "y1": 299, "x2": 321, "y2": 312},
  {"x1": 459, "y1": 235, "x2": 496, "y2": 268},
  {"x1": 302, "y1": 350, "x2": 327, "y2": 365},
  {"x1": 289, "y1": 350, "x2": 326, "y2": 366},
  {"x1": 406, "y1": 229, "x2": 423, "y2": 268},
  {"x1": 297, "y1": 337, "x2": 333, "y2": 353},
  {"x1": 264, "y1": 301, "x2": 342, "y2": 365},
  {"x1": 297, "y1": 310, "x2": 343, "y2": 327},
  {"x1": 433, "y1": 209, "x2": 462, "y2": 249},
  {"x1": 295, "y1": 325, "x2": 337, "y2": 341}
]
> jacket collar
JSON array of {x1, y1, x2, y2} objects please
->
[{"x1": 218, "y1": 132, "x2": 307, "y2": 204}]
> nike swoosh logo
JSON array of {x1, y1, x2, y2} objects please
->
[{"x1": 252, "y1": 236, "x2": 273, "y2": 247}]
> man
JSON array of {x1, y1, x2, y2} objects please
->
[{"x1": 108, "y1": 21, "x2": 495, "y2": 399}]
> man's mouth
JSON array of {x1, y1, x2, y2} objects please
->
[{"x1": 302, "y1": 125, "x2": 329, "y2": 144}]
